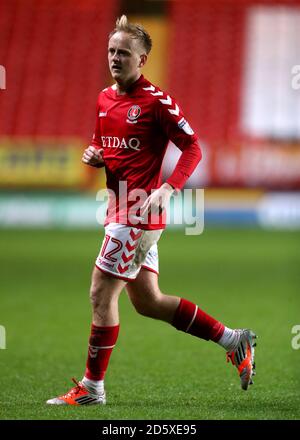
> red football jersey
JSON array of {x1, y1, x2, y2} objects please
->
[{"x1": 91, "y1": 75, "x2": 200, "y2": 230}]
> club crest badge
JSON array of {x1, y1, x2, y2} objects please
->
[{"x1": 127, "y1": 105, "x2": 141, "y2": 123}]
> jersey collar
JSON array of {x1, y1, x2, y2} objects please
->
[{"x1": 112, "y1": 75, "x2": 148, "y2": 99}]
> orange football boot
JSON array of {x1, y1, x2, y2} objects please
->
[
  {"x1": 46, "y1": 378, "x2": 106, "y2": 405},
  {"x1": 226, "y1": 329, "x2": 257, "y2": 390}
]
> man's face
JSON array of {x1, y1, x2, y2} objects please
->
[{"x1": 108, "y1": 31, "x2": 146, "y2": 83}]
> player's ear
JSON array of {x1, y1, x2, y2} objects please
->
[{"x1": 139, "y1": 53, "x2": 147, "y2": 68}]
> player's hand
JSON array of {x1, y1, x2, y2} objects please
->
[
  {"x1": 82, "y1": 146, "x2": 104, "y2": 168},
  {"x1": 140, "y1": 183, "x2": 174, "y2": 218}
]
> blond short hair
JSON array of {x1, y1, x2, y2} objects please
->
[{"x1": 109, "y1": 15, "x2": 152, "y2": 54}]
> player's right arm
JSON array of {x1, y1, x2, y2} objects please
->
[{"x1": 82, "y1": 95, "x2": 105, "y2": 168}]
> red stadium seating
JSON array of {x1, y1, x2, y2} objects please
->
[
  {"x1": 0, "y1": 0, "x2": 119, "y2": 138},
  {"x1": 167, "y1": 0, "x2": 246, "y2": 144},
  {"x1": 168, "y1": 0, "x2": 300, "y2": 145}
]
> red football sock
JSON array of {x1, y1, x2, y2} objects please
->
[
  {"x1": 172, "y1": 298, "x2": 224, "y2": 342},
  {"x1": 84, "y1": 324, "x2": 120, "y2": 381}
]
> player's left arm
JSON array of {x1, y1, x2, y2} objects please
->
[{"x1": 141, "y1": 96, "x2": 202, "y2": 216}]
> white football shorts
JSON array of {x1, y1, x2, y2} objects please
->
[{"x1": 95, "y1": 223, "x2": 163, "y2": 281}]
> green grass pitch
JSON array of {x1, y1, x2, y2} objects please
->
[{"x1": 0, "y1": 228, "x2": 299, "y2": 420}]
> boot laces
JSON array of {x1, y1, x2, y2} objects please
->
[{"x1": 63, "y1": 378, "x2": 85, "y2": 398}]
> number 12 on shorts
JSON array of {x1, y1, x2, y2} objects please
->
[{"x1": 100, "y1": 235, "x2": 123, "y2": 262}]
